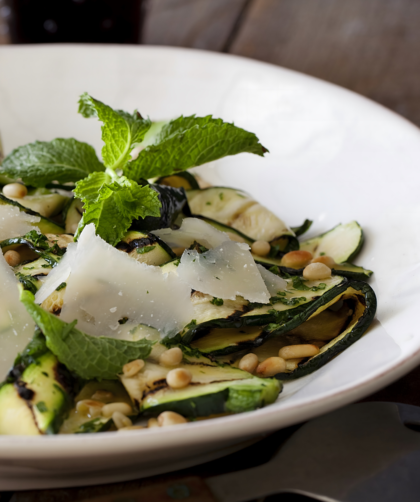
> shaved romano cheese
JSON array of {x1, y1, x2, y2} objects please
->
[
  {"x1": 152, "y1": 217, "x2": 230, "y2": 249},
  {"x1": 257, "y1": 264, "x2": 287, "y2": 296},
  {"x1": 0, "y1": 206, "x2": 40, "y2": 240},
  {"x1": 178, "y1": 240, "x2": 270, "y2": 303},
  {"x1": 0, "y1": 252, "x2": 35, "y2": 378},
  {"x1": 37, "y1": 224, "x2": 194, "y2": 338}
]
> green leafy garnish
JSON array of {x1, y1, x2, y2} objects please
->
[
  {"x1": 126, "y1": 115, "x2": 268, "y2": 181},
  {"x1": 0, "y1": 138, "x2": 104, "y2": 187},
  {"x1": 74, "y1": 172, "x2": 161, "y2": 246},
  {"x1": 136, "y1": 245, "x2": 156, "y2": 254},
  {"x1": 210, "y1": 297, "x2": 224, "y2": 306},
  {"x1": 20, "y1": 290, "x2": 155, "y2": 380},
  {"x1": 78, "y1": 93, "x2": 151, "y2": 171}
]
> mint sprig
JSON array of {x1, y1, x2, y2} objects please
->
[
  {"x1": 20, "y1": 290, "x2": 154, "y2": 380},
  {"x1": 74, "y1": 171, "x2": 161, "y2": 246},
  {"x1": 78, "y1": 93, "x2": 151, "y2": 171},
  {"x1": 0, "y1": 138, "x2": 104, "y2": 187},
  {"x1": 126, "y1": 115, "x2": 268, "y2": 181}
]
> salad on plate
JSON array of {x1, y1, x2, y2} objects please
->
[{"x1": 0, "y1": 94, "x2": 376, "y2": 435}]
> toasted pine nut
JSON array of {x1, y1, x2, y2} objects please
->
[
  {"x1": 172, "y1": 247, "x2": 186, "y2": 257},
  {"x1": 166, "y1": 368, "x2": 192, "y2": 389},
  {"x1": 238, "y1": 353, "x2": 259, "y2": 373},
  {"x1": 303, "y1": 262, "x2": 332, "y2": 280},
  {"x1": 312, "y1": 255, "x2": 336, "y2": 268},
  {"x1": 91, "y1": 390, "x2": 114, "y2": 401},
  {"x1": 158, "y1": 411, "x2": 188, "y2": 427},
  {"x1": 148, "y1": 418, "x2": 160, "y2": 428},
  {"x1": 76, "y1": 399, "x2": 104, "y2": 415},
  {"x1": 285, "y1": 358, "x2": 304, "y2": 371},
  {"x1": 88, "y1": 406, "x2": 102, "y2": 418},
  {"x1": 159, "y1": 347, "x2": 183, "y2": 367},
  {"x1": 279, "y1": 344, "x2": 320, "y2": 360},
  {"x1": 281, "y1": 250, "x2": 313, "y2": 269},
  {"x1": 123, "y1": 359, "x2": 145, "y2": 377},
  {"x1": 4, "y1": 250, "x2": 21, "y2": 267},
  {"x1": 3, "y1": 183, "x2": 28, "y2": 199},
  {"x1": 251, "y1": 240, "x2": 271, "y2": 257},
  {"x1": 256, "y1": 357, "x2": 286, "y2": 377},
  {"x1": 102, "y1": 402, "x2": 132, "y2": 418},
  {"x1": 118, "y1": 425, "x2": 145, "y2": 432},
  {"x1": 112, "y1": 411, "x2": 132, "y2": 430}
]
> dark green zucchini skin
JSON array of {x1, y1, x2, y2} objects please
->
[
  {"x1": 291, "y1": 219, "x2": 313, "y2": 237},
  {"x1": 156, "y1": 171, "x2": 200, "y2": 190},
  {"x1": 258, "y1": 263, "x2": 373, "y2": 282},
  {"x1": 130, "y1": 184, "x2": 191, "y2": 232},
  {"x1": 116, "y1": 231, "x2": 176, "y2": 261},
  {"x1": 275, "y1": 281, "x2": 377, "y2": 380},
  {"x1": 182, "y1": 278, "x2": 351, "y2": 355}
]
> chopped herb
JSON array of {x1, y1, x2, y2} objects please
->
[
  {"x1": 23, "y1": 267, "x2": 35, "y2": 270},
  {"x1": 41, "y1": 264, "x2": 51, "y2": 268},
  {"x1": 210, "y1": 297, "x2": 224, "y2": 306},
  {"x1": 215, "y1": 276, "x2": 220, "y2": 280},
  {"x1": 206, "y1": 201, "x2": 212, "y2": 205},
  {"x1": 173, "y1": 258, "x2": 181, "y2": 267},
  {"x1": 320, "y1": 252, "x2": 326, "y2": 256},
  {"x1": 36, "y1": 401, "x2": 48, "y2": 413},
  {"x1": 136, "y1": 245, "x2": 156, "y2": 254},
  {"x1": 185, "y1": 319, "x2": 197, "y2": 330},
  {"x1": 56, "y1": 282, "x2": 66, "y2": 291},
  {"x1": 218, "y1": 192, "x2": 224, "y2": 200}
]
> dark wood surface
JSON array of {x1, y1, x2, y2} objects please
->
[{"x1": 1, "y1": 1, "x2": 420, "y2": 500}]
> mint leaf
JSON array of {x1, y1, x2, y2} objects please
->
[
  {"x1": 20, "y1": 290, "x2": 155, "y2": 380},
  {"x1": 0, "y1": 138, "x2": 104, "y2": 187},
  {"x1": 126, "y1": 115, "x2": 268, "y2": 181},
  {"x1": 74, "y1": 172, "x2": 161, "y2": 246},
  {"x1": 78, "y1": 93, "x2": 151, "y2": 171}
]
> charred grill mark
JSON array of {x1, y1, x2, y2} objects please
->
[
  {"x1": 33, "y1": 273, "x2": 48, "y2": 279},
  {"x1": 52, "y1": 307, "x2": 62, "y2": 316},
  {"x1": 117, "y1": 235, "x2": 159, "y2": 253},
  {"x1": 54, "y1": 362, "x2": 77, "y2": 397},
  {"x1": 14, "y1": 380, "x2": 35, "y2": 401}
]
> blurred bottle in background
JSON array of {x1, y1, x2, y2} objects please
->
[{"x1": 4, "y1": 0, "x2": 145, "y2": 44}]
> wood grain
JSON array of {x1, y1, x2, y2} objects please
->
[
  {"x1": 142, "y1": 0, "x2": 249, "y2": 51},
  {"x1": 230, "y1": 0, "x2": 420, "y2": 126}
]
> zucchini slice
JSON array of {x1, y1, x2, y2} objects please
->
[
  {"x1": 0, "y1": 332, "x2": 78, "y2": 435},
  {"x1": 120, "y1": 349, "x2": 281, "y2": 418},
  {"x1": 117, "y1": 230, "x2": 175, "y2": 266},
  {"x1": 64, "y1": 197, "x2": 84, "y2": 234},
  {"x1": 300, "y1": 221, "x2": 364, "y2": 263},
  {"x1": 156, "y1": 171, "x2": 200, "y2": 190},
  {"x1": 187, "y1": 187, "x2": 298, "y2": 251},
  {"x1": 15, "y1": 188, "x2": 69, "y2": 218},
  {"x1": 291, "y1": 219, "x2": 313, "y2": 237},
  {"x1": 259, "y1": 262, "x2": 373, "y2": 282},
  {"x1": 0, "y1": 193, "x2": 65, "y2": 234}
]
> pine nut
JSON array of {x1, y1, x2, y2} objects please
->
[
  {"x1": 2, "y1": 183, "x2": 28, "y2": 199},
  {"x1": 157, "y1": 411, "x2": 188, "y2": 427},
  {"x1": 91, "y1": 390, "x2": 113, "y2": 401},
  {"x1": 251, "y1": 240, "x2": 271, "y2": 257},
  {"x1": 238, "y1": 353, "x2": 259, "y2": 373},
  {"x1": 166, "y1": 368, "x2": 192, "y2": 389},
  {"x1": 256, "y1": 357, "x2": 286, "y2": 377},
  {"x1": 102, "y1": 402, "x2": 132, "y2": 418},
  {"x1": 281, "y1": 250, "x2": 313, "y2": 269},
  {"x1": 148, "y1": 418, "x2": 160, "y2": 428},
  {"x1": 112, "y1": 411, "x2": 132, "y2": 430},
  {"x1": 279, "y1": 344, "x2": 320, "y2": 360},
  {"x1": 312, "y1": 255, "x2": 336, "y2": 268},
  {"x1": 172, "y1": 247, "x2": 186, "y2": 257},
  {"x1": 303, "y1": 262, "x2": 332, "y2": 280},
  {"x1": 122, "y1": 359, "x2": 145, "y2": 377},
  {"x1": 3, "y1": 250, "x2": 21, "y2": 267},
  {"x1": 76, "y1": 399, "x2": 104, "y2": 415},
  {"x1": 159, "y1": 347, "x2": 183, "y2": 367},
  {"x1": 285, "y1": 358, "x2": 303, "y2": 371}
]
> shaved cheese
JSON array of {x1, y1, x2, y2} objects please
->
[
  {"x1": 152, "y1": 217, "x2": 230, "y2": 249},
  {"x1": 0, "y1": 252, "x2": 35, "y2": 378},
  {"x1": 257, "y1": 264, "x2": 287, "y2": 296},
  {"x1": 0, "y1": 206, "x2": 40, "y2": 240},
  {"x1": 178, "y1": 240, "x2": 270, "y2": 303},
  {"x1": 51, "y1": 225, "x2": 193, "y2": 338}
]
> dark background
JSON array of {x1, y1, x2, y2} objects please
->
[{"x1": 1, "y1": 1, "x2": 420, "y2": 500}]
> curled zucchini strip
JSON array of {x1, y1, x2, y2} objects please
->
[{"x1": 274, "y1": 281, "x2": 377, "y2": 380}]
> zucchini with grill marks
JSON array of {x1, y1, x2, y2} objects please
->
[
  {"x1": 187, "y1": 187, "x2": 298, "y2": 252},
  {"x1": 156, "y1": 171, "x2": 200, "y2": 190},
  {"x1": 120, "y1": 349, "x2": 281, "y2": 418},
  {"x1": 260, "y1": 262, "x2": 373, "y2": 282},
  {"x1": 117, "y1": 230, "x2": 175, "y2": 266}
]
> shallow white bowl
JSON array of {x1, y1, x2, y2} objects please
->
[{"x1": 1, "y1": 45, "x2": 420, "y2": 490}]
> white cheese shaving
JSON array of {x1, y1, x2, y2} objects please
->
[
  {"x1": 0, "y1": 252, "x2": 35, "y2": 378},
  {"x1": 152, "y1": 217, "x2": 230, "y2": 249},
  {"x1": 178, "y1": 240, "x2": 270, "y2": 303},
  {"x1": 37, "y1": 224, "x2": 194, "y2": 338},
  {"x1": 257, "y1": 264, "x2": 287, "y2": 296},
  {"x1": 0, "y1": 206, "x2": 40, "y2": 241}
]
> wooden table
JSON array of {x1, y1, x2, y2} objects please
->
[{"x1": 1, "y1": 1, "x2": 420, "y2": 500}]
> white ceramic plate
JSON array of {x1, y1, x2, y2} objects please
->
[{"x1": 1, "y1": 45, "x2": 420, "y2": 491}]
